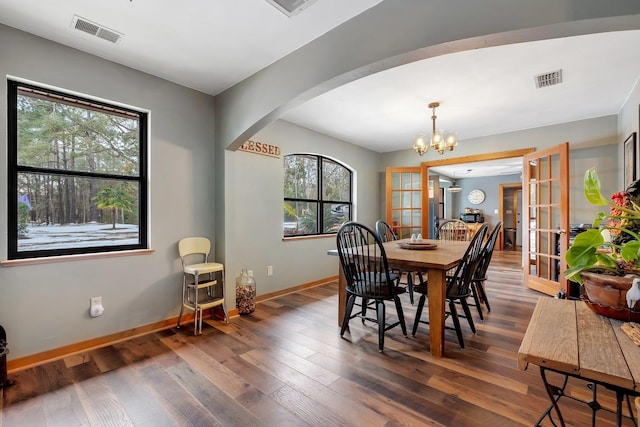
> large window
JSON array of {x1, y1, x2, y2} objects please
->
[
  {"x1": 7, "y1": 80, "x2": 148, "y2": 259},
  {"x1": 283, "y1": 154, "x2": 352, "y2": 237}
]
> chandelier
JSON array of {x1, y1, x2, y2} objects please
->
[{"x1": 413, "y1": 102, "x2": 457, "y2": 156}]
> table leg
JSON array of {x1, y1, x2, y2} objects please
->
[
  {"x1": 427, "y1": 268, "x2": 445, "y2": 358},
  {"x1": 338, "y1": 263, "x2": 346, "y2": 327},
  {"x1": 538, "y1": 367, "x2": 567, "y2": 427}
]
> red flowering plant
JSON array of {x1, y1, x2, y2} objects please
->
[{"x1": 565, "y1": 168, "x2": 640, "y2": 284}]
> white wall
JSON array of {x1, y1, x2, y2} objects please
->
[
  {"x1": 224, "y1": 120, "x2": 380, "y2": 299},
  {"x1": 0, "y1": 24, "x2": 217, "y2": 359}
]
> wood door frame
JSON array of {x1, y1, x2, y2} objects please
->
[
  {"x1": 498, "y1": 183, "x2": 523, "y2": 251},
  {"x1": 420, "y1": 148, "x2": 535, "y2": 239}
]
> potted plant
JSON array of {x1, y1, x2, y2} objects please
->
[{"x1": 564, "y1": 168, "x2": 640, "y2": 319}]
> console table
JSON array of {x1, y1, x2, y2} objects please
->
[{"x1": 518, "y1": 297, "x2": 640, "y2": 426}]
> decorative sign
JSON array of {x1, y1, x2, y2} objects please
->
[{"x1": 239, "y1": 140, "x2": 281, "y2": 158}]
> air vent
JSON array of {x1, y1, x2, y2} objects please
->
[
  {"x1": 264, "y1": 0, "x2": 318, "y2": 17},
  {"x1": 534, "y1": 69, "x2": 562, "y2": 89},
  {"x1": 71, "y1": 15, "x2": 123, "y2": 44}
]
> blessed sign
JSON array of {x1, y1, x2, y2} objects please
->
[{"x1": 239, "y1": 140, "x2": 281, "y2": 158}]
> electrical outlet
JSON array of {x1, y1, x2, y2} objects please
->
[
  {"x1": 90, "y1": 296, "x2": 102, "y2": 307},
  {"x1": 248, "y1": 270, "x2": 253, "y2": 277},
  {"x1": 267, "y1": 265, "x2": 273, "y2": 276}
]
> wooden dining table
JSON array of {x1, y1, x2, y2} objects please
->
[{"x1": 329, "y1": 238, "x2": 471, "y2": 358}]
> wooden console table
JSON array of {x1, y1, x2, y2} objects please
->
[{"x1": 518, "y1": 297, "x2": 640, "y2": 426}]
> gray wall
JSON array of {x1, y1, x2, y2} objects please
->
[
  {"x1": 381, "y1": 116, "x2": 620, "y2": 226},
  {"x1": 451, "y1": 174, "x2": 522, "y2": 227},
  {"x1": 224, "y1": 120, "x2": 381, "y2": 298},
  {"x1": 0, "y1": 24, "x2": 217, "y2": 359}
]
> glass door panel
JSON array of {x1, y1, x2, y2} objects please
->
[{"x1": 386, "y1": 167, "x2": 422, "y2": 239}]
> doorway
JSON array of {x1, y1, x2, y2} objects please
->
[
  {"x1": 499, "y1": 183, "x2": 522, "y2": 251},
  {"x1": 420, "y1": 148, "x2": 535, "y2": 242}
]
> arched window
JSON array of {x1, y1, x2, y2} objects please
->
[{"x1": 283, "y1": 154, "x2": 352, "y2": 237}]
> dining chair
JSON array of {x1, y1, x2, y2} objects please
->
[
  {"x1": 177, "y1": 237, "x2": 229, "y2": 335},
  {"x1": 375, "y1": 220, "x2": 423, "y2": 305},
  {"x1": 470, "y1": 221, "x2": 503, "y2": 320},
  {"x1": 412, "y1": 223, "x2": 489, "y2": 349},
  {"x1": 337, "y1": 221, "x2": 407, "y2": 352},
  {"x1": 437, "y1": 219, "x2": 471, "y2": 241}
]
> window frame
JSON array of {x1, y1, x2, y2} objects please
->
[
  {"x1": 283, "y1": 154, "x2": 353, "y2": 237},
  {"x1": 7, "y1": 79, "x2": 149, "y2": 259}
]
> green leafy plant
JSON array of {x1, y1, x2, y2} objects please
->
[{"x1": 565, "y1": 168, "x2": 640, "y2": 284}]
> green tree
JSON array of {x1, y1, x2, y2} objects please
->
[
  {"x1": 18, "y1": 201, "x2": 29, "y2": 238},
  {"x1": 94, "y1": 187, "x2": 133, "y2": 229}
]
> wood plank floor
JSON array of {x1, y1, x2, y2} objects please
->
[{"x1": 2, "y1": 250, "x2": 637, "y2": 426}]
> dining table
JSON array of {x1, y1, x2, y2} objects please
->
[{"x1": 328, "y1": 237, "x2": 471, "y2": 358}]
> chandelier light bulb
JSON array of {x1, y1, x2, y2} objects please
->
[
  {"x1": 431, "y1": 130, "x2": 443, "y2": 147},
  {"x1": 413, "y1": 134, "x2": 429, "y2": 156},
  {"x1": 445, "y1": 131, "x2": 457, "y2": 150}
]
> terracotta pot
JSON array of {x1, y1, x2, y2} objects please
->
[{"x1": 580, "y1": 271, "x2": 640, "y2": 321}]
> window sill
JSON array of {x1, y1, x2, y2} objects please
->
[
  {"x1": 1, "y1": 249, "x2": 155, "y2": 267},
  {"x1": 283, "y1": 234, "x2": 336, "y2": 242}
]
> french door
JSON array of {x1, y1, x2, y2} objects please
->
[
  {"x1": 522, "y1": 142, "x2": 570, "y2": 296},
  {"x1": 385, "y1": 167, "x2": 422, "y2": 239}
]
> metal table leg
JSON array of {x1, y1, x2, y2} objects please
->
[{"x1": 536, "y1": 367, "x2": 638, "y2": 427}]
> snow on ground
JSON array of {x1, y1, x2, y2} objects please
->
[{"x1": 18, "y1": 222, "x2": 139, "y2": 251}]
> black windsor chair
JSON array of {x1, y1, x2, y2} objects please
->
[
  {"x1": 336, "y1": 221, "x2": 408, "y2": 352},
  {"x1": 375, "y1": 220, "x2": 424, "y2": 305},
  {"x1": 411, "y1": 223, "x2": 489, "y2": 349},
  {"x1": 469, "y1": 221, "x2": 503, "y2": 320}
]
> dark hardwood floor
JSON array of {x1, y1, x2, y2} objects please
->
[{"x1": 1, "y1": 250, "x2": 636, "y2": 426}]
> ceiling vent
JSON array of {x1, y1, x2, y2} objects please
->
[
  {"x1": 534, "y1": 69, "x2": 562, "y2": 89},
  {"x1": 264, "y1": 0, "x2": 318, "y2": 17},
  {"x1": 71, "y1": 15, "x2": 123, "y2": 44}
]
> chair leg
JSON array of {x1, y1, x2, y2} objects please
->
[
  {"x1": 220, "y1": 303, "x2": 230, "y2": 324},
  {"x1": 377, "y1": 300, "x2": 386, "y2": 352},
  {"x1": 193, "y1": 273, "x2": 200, "y2": 335},
  {"x1": 406, "y1": 272, "x2": 414, "y2": 305},
  {"x1": 412, "y1": 293, "x2": 427, "y2": 336},
  {"x1": 361, "y1": 297, "x2": 368, "y2": 323},
  {"x1": 393, "y1": 295, "x2": 407, "y2": 336},
  {"x1": 460, "y1": 299, "x2": 476, "y2": 333},
  {"x1": 470, "y1": 282, "x2": 484, "y2": 321},
  {"x1": 341, "y1": 294, "x2": 357, "y2": 336},
  {"x1": 177, "y1": 305, "x2": 184, "y2": 328},
  {"x1": 449, "y1": 300, "x2": 465, "y2": 349},
  {"x1": 177, "y1": 296, "x2": 185, "y2": 330},
  {"x1": 177, "y1": 276, "x2": 187, "y2": 329},
  {"x1": 477, "y1": 280, "x2": 491, "y2": 312}
]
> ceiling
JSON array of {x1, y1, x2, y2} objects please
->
[{"x1": 2, "y1": 1, "x2": 640, "y2": 178}]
